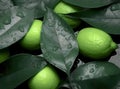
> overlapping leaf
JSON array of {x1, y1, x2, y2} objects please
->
[
  {"x1": 63, "y1": 0, "x2": 116, "y2": 8},
  {"x1": 0, "y1": 53, "x2": 47, "y2": 89},
  {"x1": 41, "y1": 8, "x2": 79, "y2": 74},
  {"x1": 0, "y1": 6, "x2": 34, "y2": 49},
  {"x1": 11, "y1": 0, "x2": 60, "y2": 18},
  {"x1": 70, "y1": 3, "x2": 120, "y2": 34},
  {"x1": 70, "y1": 61, "x2": 120, "y2": 89}
]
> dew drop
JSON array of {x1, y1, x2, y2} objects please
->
[
  {"x1": 71, "y1": 83, "x2": 81, "y2": 89},
  {"x1": 89, "y1": 68, "x2": 95, "y2": 73},
  {"x1": 0, "y1": 25, "x2": 5, "y2": 30},
  {"x1": 67, "y1": 43, "x2": 72, "y2": 49},
  {"x1": 78, "y1": 76, "x2": 83, "y2": 80},
  {"x1": 13, "y1": 37, "x2": 16, "y2": 41},
  {"x1": 53, "y1": 47, "x2": 58, "y2": 52},
  {"x1": 67, "y1": 61, "x2": 72, "y2": 67},
  {"x1": 110, "y1": 4, "x2": 120, "y2": 11},
  {"x1": 17, "y1": 11, "x2": 25, "y2": 18},
  {"x1": 48, "y1": 22, "x2": 54, "y2": 27},
  {"x1": 3, "y1": 19, "x2": 11, "y2": 25},
  {"x1": 19, "y1": 26, "x2": 24, "y2": 32}
]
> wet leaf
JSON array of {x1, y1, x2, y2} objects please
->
[
  {"x1": 63, "y1": 0, "x2": 116, "y2": 8},
  {"x1": 41, "y1": 8, "x2": 79, "y2": 74},
  {"x1": 70, "y1": 61, "x2": 120, "y2": 89},
  {"x1": 11, "y1": 0, "x2": 60, "y2": 18},
  {"x1": 0, "y1": 6, "x2": 34, "y2": 49},
  {"x1": 70, "y1": 3, "x2": 120, "y2": 34},
  {"x1": 0, "y1": 53, "x2": 47, "y2": 89}
]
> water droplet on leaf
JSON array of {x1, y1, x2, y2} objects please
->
[
  {"x1": 67, "y1": 61, "x2": 73, "y2": 67},
  {"x1": 3, "y1": 19, "x2": 11, "y2": 25},
  {"x1": 110, "y1": 4, "x2": 120, "y2": 11},
  {"x1": 13, "y1": 37, "x2": 16, "y2": 41},
  {"x1": 17, "y1": 11, "x2": 25, "y2": 18},
  {"x1": 19, "y1": 26, "x2": 24, "y2": 32},
  {"x1": 67, "y1": 43, "x2": 72, "y2": 49},
  {"x1": 0, "y1": 25, "x2": 5, "y2": 30},
  {"x1": 89, "y1": 68, "x2": 95, "y2": 73},
  {"x1": 53, "y1": 47, "x2": 58, "y2": 52}
]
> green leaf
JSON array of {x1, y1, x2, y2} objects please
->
[
  {"x1": 109, "y1": 43, "x2": 120, "y2": 68},
  {"x1": 70, "y1": 3, "x2": 120, "y2": 34},
  {"x1": 0, "y1": 53, "x2": 47, "y2": 89},
  {"x1": 63, "y1": 0, "x2": 116, "y2": 8},
  {"x1": 0, "y1": 6, "x2": 34, "y2": 49},
  {"x1": 0, "y1": 0, "x2": 13, "y2": 28},
  {"x1": 41, "y1": 8, "x2": 79, "y2": 74},
  {"x1": 70, "y1": 61, "x2": 120, "y2": 89},
  {"x1": 11, "y1": 0, "x2": 60, "y2": 18}
]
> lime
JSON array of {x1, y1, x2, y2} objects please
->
[
  {"x1": 0, "y1": 48, "x2": 10, "y2": 63},
  {"x1": 54, "y1": 1, "x2": 81, "y2": 28},
  {"x1": 20, "y1": 20, "x2": 42, "y2": 51},
  {"x1": 28, "y1": 65, "x2": 60, "y2": 89},
  {"x1": 54, "y1": 1, "x2": 80, "y2": 14},
  {"x1": 77, "y1": 27, "x2": 118, "y2": 60}
]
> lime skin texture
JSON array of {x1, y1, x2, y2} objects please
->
[
  {"x1": 28, "y1": 65, "x2": 60, "y2": 89},
  {"x1": 20, "y1": 20, "x2": 42, "y2": 51},
  {"x1": 77, "y1": 27, "x2": 118, "y2": 60}
]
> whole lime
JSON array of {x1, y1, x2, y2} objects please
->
[
  {"x1": 77, "y1": 27, "x2": 118, "y2": 60},
  {"x1": 20, "y1": 20, "x2": 42, "y2": 51},
  {"x1": 0, "y1": 48, "x2": 10, "y2": 63},
  {"x1": 54, "y1": 1, "x2": 81, "y2": 28},
  {"x1": 28, "y1": 65, "x2": 60, "y2": 89}
]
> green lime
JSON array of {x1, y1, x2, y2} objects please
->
[
  {"x1": 77, "y1": 27, "x2": 118, "y2": 60},
  {"x1": 54, "y1": 1, "x2": 80, "y2": 14},
  {"x1": 20, "y1": 20, "x2": 42, "y2": 51},
  {"x1": 54, "y1": 1, "x2": 81, "y2": 28},
  {"x1": 58, "y1": 14, "x2": 81, "y2": 28},
  {"x1": 28, "y1": 65, "x2": 60, "y2": 89},
  {"x1": 0, "y1": 48, "x2": 10, "y2": 63}
]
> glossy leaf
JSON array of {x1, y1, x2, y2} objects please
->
[
  {"x1": 70, "y1": 61, "x2": 120, "y2": 89},
  {"x1": 63, "y1": 0, "x2": 116, "y2": 8},
  {"x1": 70, "y1": 3, "x2": 120, "y2": 34},
  {"x1": 0, "y1": 6, "x2": 34, "y2": 49},
  {"x1": 0, "y1": 53, "x2": 47, "y2": 89},
  {"x1": 11, "y1": 0, "x2": 60, "y2": 18},
  {"x1": 41, "y1": 8, "x2": 79, "y2": 74}
]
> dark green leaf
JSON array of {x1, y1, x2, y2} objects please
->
[
  {"x1": 0, "y1": 53, "x2": 47, "y2": 89},
  {"x1": 70, "y1": 75, "x2": 120, "y2": 89},
  {"x1": 0, "y1": 6, "x2": 34, "y2": 49},
  {"x1": 70, "y1": 61, "x2": 120, "y2": 89},
  {"x1": 41, "y1": 8, "x2": 79, "y2": 74},
  {"x1": 70, "y1": 3, "x2": 120, "y2": 34},
  {"x1": 63, "y1": 0, "x2": 116, "y2": 8},
  {"x1": 11, "y1": 0, "x2": 60, "y2": 18}
]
